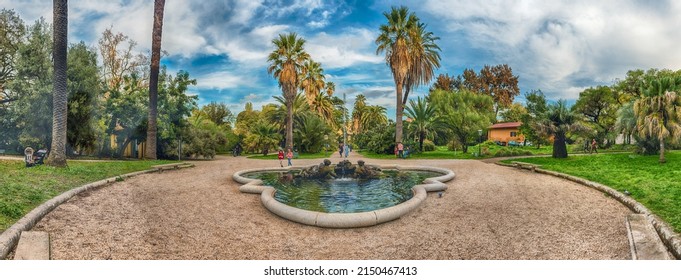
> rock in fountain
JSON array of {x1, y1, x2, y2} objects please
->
[
  {"x1": 353, "y1": 160, "x2": 383, "y2": 179},
  {"x1": 297, "y1": 159, "x2": 384, "y2": 179}
]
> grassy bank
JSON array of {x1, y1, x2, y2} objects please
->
[
  {"x1": 0, "y1": 159, "x2": 172, "y2": 232},
  {"x1": 505, "y1": 152, "x2": 681, "y2": 232}
]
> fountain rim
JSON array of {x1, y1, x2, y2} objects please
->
[{"x1": 233, "y1": 163, "x2": 455, "y2": 228}]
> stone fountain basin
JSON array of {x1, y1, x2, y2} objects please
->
[{"x1": 233, "y1": 164, "x2": 455, "y2": 228}]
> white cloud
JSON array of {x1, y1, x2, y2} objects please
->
[
  {"x1": 195, "y1": 70, "x2": 253, "y2": 90},
  {"x1": 307, "y1": 29, "x2": 383, "y2": 68}
]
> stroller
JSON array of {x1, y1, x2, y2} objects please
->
[{"x1": 34, "y1": 149, "x2": 48, "y2": 165}]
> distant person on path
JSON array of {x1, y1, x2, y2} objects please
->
[
  {"x1": 344, "y1": 143, "x2": 349, "y2": 158},
  {"x1": 397, "y1": 142, "x2": 404, "y2": 158},
  {"x1": 339, "y1": 143, "x2": 344, "y2": 158},
  {"x1": 583, "y1": 140, "x2": 590, "y2": 153},
  {"x1": 591, "y1": 138, "x2": 598, "y2": 154},
  {"x1": 286, "y1": 148, "x2": 293, "y2": 166},
  {"x1": 277, "y1": 149, "x2": 285, "y2": 167}
]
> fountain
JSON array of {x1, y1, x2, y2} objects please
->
[{"x1": 234, "y1": 160, "x2": 455, "y2": 228}]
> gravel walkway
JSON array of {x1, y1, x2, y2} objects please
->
[{"x1": 33, "y1": 153, "x2": 632, "y2": 259}]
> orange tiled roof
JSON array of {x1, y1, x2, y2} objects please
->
[{"x1": 489, "y1": 122, "x2": 522, "y2": 129}]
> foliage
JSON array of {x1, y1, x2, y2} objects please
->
[
  {"x1": 429, "y1": 73, "x2": 461, "y2": 92},
  {"x1": 508, "y1": 152, "x2": 681, "y2": 232},
  {"x1": 354, "y1": 121, "x2": 396, "y2": 154},
  {"x1": 461, "y1": 64, "x2": 519, "y2": 115},
  {"x1": 429, "y1": 89, "x2": 495, "y2": 153},
  {"x1": 244, "y1": 121, "x2": 280, "y2": 156},
  {"x1": 520, "y1": 89, "x2": 550, "y2": 148},
  {"x1": 573, "y1": 86, "x2": 619, "y2": 146},
  {"x1": 404, "y1": 96, "x2": 438, "y2": 151},
  {"x1": 0, "y1": 9, "x2": 26, "y2": 104},
  {"x1": 66, "y1": 42, "x2": 100, "y2": 155},
  {"x1": 421, "y1": 139, "x2": 436, "y2": 151},
  {"x1": 294, "y1": 114, "x2": 331, "y2": 153},
  {"x1": 633, "y1": 76, "x2": 681, "y2": 163},
  {"x1": 499, "y1": 102, "x2": 527, "y2": 123},
  {"x1": 178, "y1": 113, "x2": 227, "y2": 159},
  {"x1": 536, "y1": 100, "x2": 583, "y2": 158}
]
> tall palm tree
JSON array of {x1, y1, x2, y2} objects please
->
[
  {"x1": 361, "y1": 105, "x2": 389, "y2": 129},
  {"x1": 300, "y1": 60, "x2": 325, "y2": 105},
  {"x1": 145, "y1": 0, "x2": 165, "y2": 160},
  {"x1": 352, "y1": 94, "x2": 367, "y2": 133},
  {"x1": 268, "y1": 33, "x2": 310, "y2": 150},
  {"x1": 615, "y1": 101, "x2": 636, "y2": 145},
  {"x1": 634, "y1": 76, "x2": 681, "y2": 163},
  {"x1": 311, "y1": 91, "x2": 336, "y2": 127},
  {"x1": 403, "y1": 22, "x2": 441, "y2": 107},
  {"x1": 46, "y1": 0, "x2": 68, "y2": 167},
  {"x1": 325, "y1": 81, "x2": 335, "y2": 97},
  {"x1": 537, "y1": 100, "x2": 582, "y2": 158},
  {"x1": 405, "y1": 96, "x2": 437, "y2": 151},
  {"x1": 376, "y1": 6, "x2": 419, "y2": 147}
]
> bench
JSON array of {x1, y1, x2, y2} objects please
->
[
  {"x1": 511, "y1": 161, "x2": 541, "y2": 172},
  {"x1": 152, "y1": 162, "x2": 195, "y2": 173}
]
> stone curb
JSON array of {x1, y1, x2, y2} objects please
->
[
  {"x1": 496, "y1": 162, "x2": 681, "y2": 260},
  {"x1": 233, "y1": 164, "x2": 455, "y2": 228},
  {"x1": 0, "y1": 162, "x2": 192, "y2": 260}
]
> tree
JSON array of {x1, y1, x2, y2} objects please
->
[
  {"x1": 352, "y1": 94, "x2": 367, "y2": 133},
  {"x1": 145, "y1": 0, "x2": 165, "y2": 160},
  {"x1": 430, "y1": 89, "x2": 495, "y2": 153},
  {"x1": 245, "y1": 121, "x2": 280, "y2": 155},
  {"x1": 267, "y1": 33, "x2": 310, "y2": 150},
  {"x1": 634, "y1": 76, "x2": 681, "y2": 163},
  {"x1": 537, "y1": 100, "x2": 581, "y2": 158},
  {"x1": 360, "y1": 105, "x2": 388, "y2": 130},
  {"x1": 325, "y1": 81, "x2": 335, "y2": 97},
  {"x1": 66, "y1": 42, "x2": 100, "y2": 155},
  {"x1": 295, "y1": 114, "x2": 331, "y2": 153},
  {"x1": 310, "y1": 91, "x2": 336, "y2": 127},
  {"x1": 45, "y1": 0, "x2": 68, "y2": 167},
  {"x1": 375, "y1": 6, "x2": 419, "y2": 147},
  {"x1": 573, "y1": 86, "x2": 619, "y2": 146},
  {"x1": 404, "y1": 96, "x2": 437, "y2": 151},
  {"x1": 520, "y1": 90, "x2": 550, "y2": 148},
  {"x1": 300, "y1": 60, "x2": 325, "y2": 106},
  {"x1": 499, "y1": 102, "x2": 528, "y2": 123},
  {"x1": 0, "y1": 9, "x2": 26, "y2": 104},
  {"x1": 429, "y1": 73, "x2": 461, "y2": 92},
  {"x1": 200, "y1": 101, "x2": 233, "y2": 127},
  {"x1": 461, "y1": 64, "x2": 520, "y2": 115},
  {"x1": 403, "y1": 22, "x2": 441, "y2": 107}
]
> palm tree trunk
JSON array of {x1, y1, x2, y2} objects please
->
[
  {"x1": 552, "y1": 132, "x2": 568, "y2": 158},
  {"x1": 395, "y1": 81, "x2": 404, "y2": 146},
  {"x1": 286, "y1": 97, "x2": 294, "y2": 149},
  {"x1": 419, "y1": 132, "x2": 424, "y2": 151},
  {"x1": 659, "y1": 140, "x2": 666, "y2": 163},
  {"x1": 145, "y1": 0, "x2": 165, "y2": 160},
  {"x1": 46, "y1": 0, "x2": 68, "y2": 167}
]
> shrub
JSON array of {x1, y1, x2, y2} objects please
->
[
  {"x1": 422, "y1": 140, "x2": 436, "y2": 152},
  {"x1": 447, "y1": 139, "x2": 463, "y2": 151},
  {"x1": 494, "y1": 148, "x2": 510, "y2": 157}
]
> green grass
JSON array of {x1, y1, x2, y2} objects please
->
[
  {"x1": 504, "y1": 151, "x2": 681, "y2": 233},
  {"x1": 246, "y1": 151, "x2": 331, "y2": 160},
  {"x1": 0, "y1": 159, "x2": 173, "y2": 232}
]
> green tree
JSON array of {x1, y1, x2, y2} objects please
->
[
  {"x1": 403, "y1": 22, "x2": 441, "y2": 107},
  {"x1": 634, "y1": 76, "x2": 681, "y2": 163},
  {"x1": 537, "y1": 100, "x2": 581, "y2": 158},
  {"x1": 267, "y1": 33, "x2": 310, "y2": 150},
  {"x1": 461, "y1": 64, "x2": 520, "y2": 115},
  {"x1": 66, "y1": 42, "x2": 100, "y2": 155},
  {"x1": 375, "y1": 6, "x2": 419, "y2": 147},
  {"x1": 430, "y1": 89, "x2": 495, "y2": 153},
  {"x1": 360, "y1": 105, "x2": 388, "y2": 130},
  {"x1": 310, "y1": 91, "x2": 336, "y2": 128},
  {"x1": 200, "y1": 101, "x2": 234, "y2": 127},
  {"x1": 499, "y1": 102, "x2": 528, "y2": 123},
  {"x1": 352, "y1": 94, "x2": 367, "y2": 133},
  {"x1": 246, "y1": 121, "x2": 280, "y2": 156},
  {"x1": 300, "y1": 59, "x2": 325, "y2": 106},
  {"x1": 404, "y1": 96, "x2": 437, "y2": 151},
  {"x1": 156, "y1": 69, "x2": 197, "y2": 158},
  {"x1": 295, "y1": 114, "x2": 331, "y2": 153},
  {"x1": 573, "y1": 86, "x2": 619, "y2": 146},
  {"x1": 520, "y1": 90, "x2": 549, "y2": 148},
  {"x1": 145, "y1": 0, "x2": 166, "y2": 160},
  {"x1": 0, "y1": 9, "x2": 26, "y2": 104}
]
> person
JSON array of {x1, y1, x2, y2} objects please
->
[
  {"x1": 584, "y1": 140, "x2": 590, "y2": 153},
  {"x1": 286, "y1": 148, "x2": 293, "y2": 166},
  {"x1": 397, "y1": 142, "x2": 404, "y2": 158},
  {"x1": 277, "y1": 149, "x2": 285, "y2": 167},
  {"x1": 591, "y1": 138, "x2": 598, "y2": 154},
  {"x1": 404, "y1": 145, "x2": 410, "y2": 158},
  {"x1": 338, "y1": 143, "x2": 344, "y2": 158},
  {"x1": 344, "y1": 143, "x2": 349, "y2": 158}
]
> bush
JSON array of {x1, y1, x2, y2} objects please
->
[
  {"x1": 447, "y1": 139, "x2": 463, "y2": 151},
  {"x1": 422, "y1": 140, "x2": 436, "y2": 152}
]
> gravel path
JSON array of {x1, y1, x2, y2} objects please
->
[{"x1": 34, "y1": 153, "x2": 632, "y2": 259}]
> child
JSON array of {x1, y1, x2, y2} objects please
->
[
  {"x1": 286, "y1": 148, "x2": 293, "y2": 166},
  {"x1": 277, "y1": 149, "x2": 284, "y2": 167}
]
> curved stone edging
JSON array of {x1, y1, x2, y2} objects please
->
[
  {"x1": 0, "y1": 163, "x2": 191, "y2": 260},
  {"x1": 233, "y1": 165, "x2": 455, "y2": 228},
  {"x1": 496, "y1": 161, "x2": 681, "y2": 260}
]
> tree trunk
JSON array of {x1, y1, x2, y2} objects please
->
[
  {"x1": 419, "y1": 132, "x2": 424, "y2": 152},
  {"x1": 286, "y1": 97, "x2": 294, "y2": 149},
  {"x1": 145, "y1": 0, "x2": 165, "y2": 160},
  {"x1": 395, "y1": 80, "x2": 404, "y2": 147},
  {"x1": 552, "y1": 132, "x2": 568, "y2": 158},
  {"x1": 46, "y1": 0, "x2": 68, "y2": 167},
  {"x1": 659, "y1": 140, "x2": 666, "y2": 163}
]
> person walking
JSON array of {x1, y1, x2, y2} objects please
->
[
  {"x1": 344, "y1": 143, "x2": 349, "y2": 158},
  {"x1": 277, "y1": 149, "x2": 285, "y2": 167},
  {"x1": 286, "y1": 148, "x2": 294, "y2": 166},
  {"x1": 338, "y1": 143, "x2": 344, "y2": 158},
  {"x1": 591, "y1": 138, "x2": 598, "y2": 154}
]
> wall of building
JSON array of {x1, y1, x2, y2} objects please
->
[{"x1": 488, "y1": 128, "x2": 525, "y2": 144}]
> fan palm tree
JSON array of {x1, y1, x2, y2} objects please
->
[
  {"x1": 634, "y1": 76, "x2": 681, "y2": 163},
  {"x1": 272, "y1": 93, "x2": 311, "y2": 129},
  {"x1": 325, "y1": 81, "x2": 335, "y2": 97},
  {"x1": 247, "y1": 121, "x2": 281, "y2": 156},
  {"x1": 145, "y1": 0, "x2": 165, "y2": 159},
  {"x1": 267, "y1": 33, "x2": 310, "y2": 150},
  {"x1": 300, "y1": 60, "x2": 325, "y2": 106},
  {"x1": 376, "y1": 6, "x2": 419, "y2": 146},
  {"x1": 615, "y1": 101, "x2": 636, "y2": 145},
  {"x1": 361, "y1": 105, "x2": 388, "y2": 129},
  {"x1": 536, "y1": 100, "x2": 582, "y2": 158},
  {"x1": 352, "y1": 94, "x2": 367, "y2": 133},
  {"x1": 310, "y1": 91, "x2": 336, "y2": 128},
  {"x1": 403, "y1": 22, "x2": 441, "y2": 107},
  {"x1": 46, "y1": 0, "x2": 68, "y2": 167},
  {"x1": 405, "y1": 96, "x2": 437, "y2": 151}
]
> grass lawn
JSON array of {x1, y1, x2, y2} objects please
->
[
  {"x1": 0, "y1": 159, "x2": 173, "y2": 232},
  {"x1": 246, "y1": 150, "x2": 331, "y2": 160},
  {"x1": 505, "y1": 151, "x2": 681, "y2": 233}
]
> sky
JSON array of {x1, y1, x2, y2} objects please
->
[{"x1": 3, "y1": 0, "x2": 681, "y2": 118}]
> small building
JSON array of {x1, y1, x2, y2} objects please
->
[{"x1": 488, "y1": 122, "x2": 524, "y2": 145}]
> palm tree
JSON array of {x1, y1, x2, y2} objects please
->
[
  {"x1": 361, "y1": 105, "x2": 388, "y2": 129},
  {"x1": 247, "y1": 121, "x2": 280, "y2": 156},
  {"x1": 376, "y1": 6, "x2": 419, "y2": 147},
  {"x1": 352, "y1": 94, "x2": 367, "y2": 133},
  {"x1": 311, "y1": 91, "x2": 336, "y2": 127},
  {"x1": 537, "y1": 100, "x2": 582, "y2": 158},
  {"x1": 403, "y1": 22, "x2": 441, "y2": 107},
  {"x1": 267, "y1": 33, "x2": 310, "y2": 150},
  {"x1": 145, "y1": 0, "x2": 165, "y2": 160},
  {"x1": 295, "y1": 114, "x2": 330, "y2": 153},
  {"x1": 300, "y1": 60, "x2": 325, "y2": 105},
  {"x1": 325, "y1": 81, "x2": 335, "y2": 97},
  {"x1": 405, "y1": 96, "x2": 437, "y2": 151},
  {"x1": 46, "y1": 0, "x2": 68, "y2": 167},
  {"x1": 272, "y1": 93, "x2": 311, "y2": 130},
  {"x1": 634, "y1": 76, "x2": 681, "y2": 163},
  {"x1": 615, "y1": 102, "x2": 636, "y2": 145}
]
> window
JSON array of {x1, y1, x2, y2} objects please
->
[{"x1": 510, "y1": 131, "x2": 517, "y2": 137}]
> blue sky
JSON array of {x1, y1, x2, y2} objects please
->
[{"x1": 4, "y1": 0, "x2": 681, "y2": 118}]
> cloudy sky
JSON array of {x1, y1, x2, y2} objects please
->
[{"x1": 4, "y1": 0, "x2": 681, "y2": 117}]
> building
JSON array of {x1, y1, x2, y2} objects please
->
[{"x1": 487, "y1": 122, "x2": 524, "y2": 145}]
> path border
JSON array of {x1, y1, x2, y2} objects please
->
[
  {"x1": 496, "y1": 161, "x2": 681, "y2": 260},
  {"x1": 233, "y1": 164, "x2": 456, "y2": 228},
  {"x1": 0, "y1": 162, "x2": 192, "y2": 260}
]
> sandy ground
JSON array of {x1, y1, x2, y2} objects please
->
[{"x1": 33, "y1": 152, "x2": 632, "y2": 259}]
